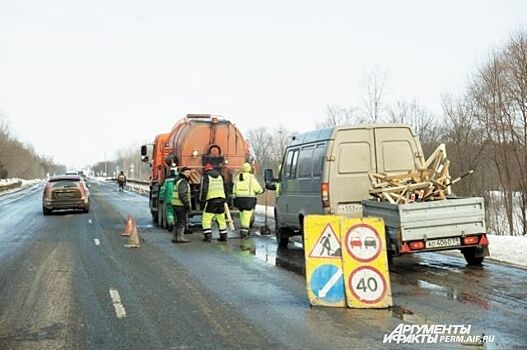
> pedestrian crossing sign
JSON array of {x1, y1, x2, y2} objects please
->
[
  {"x1": 304, "y1": 215, "x2": 346, "y2": 307},
  {"x1": 308, "y1": 224, "x2": 342, "y2": 258}
]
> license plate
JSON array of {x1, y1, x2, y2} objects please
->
[
  {"x1": 425, "y1": 237, "x2": 461, "y2": 249},
  {"x1": 337, "y1": 203, "x2": 362, "y2": 214},
  {"x1": 57, "y1": 192, "x2": 74, "y2": 198}
]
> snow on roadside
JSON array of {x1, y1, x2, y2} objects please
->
[
  {"x1": 255, "y1": 204, "x2": 527, "y2": 269},
  {"x1": 20, "y1": 179, "x2": 43, "y2": 186},
  {"x1": 487, "y1": 234, "x2": 527, "y2": 268}
]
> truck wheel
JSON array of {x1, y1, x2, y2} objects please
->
[
  {"x1": 152, "y1": 210, "x2": 159, "y2": 224},
  {"x1": 462, "y1": 247, "x2": 484, "y2": 266},
  {"x1": 275, "y1": 210, "x2": 289, "y2": 248}
]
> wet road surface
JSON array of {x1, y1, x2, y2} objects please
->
[{"x1": 0, "y1": 181, "x2": 526, "y2": 349}]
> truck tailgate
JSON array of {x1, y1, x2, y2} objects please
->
[{"x1": 362, "y1": 197, "x2": 486, "y2": 242}]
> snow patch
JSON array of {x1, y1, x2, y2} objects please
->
[{"x1": 487, "y1": 234, "x2": 527, "y2": 268}]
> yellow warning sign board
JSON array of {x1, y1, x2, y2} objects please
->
[
  {"x1": 304, "y1": 215, "x2": 346, "y2": 307},
  {"x1": 340, "y1": 217, "x2": 392, "y2": 308}
]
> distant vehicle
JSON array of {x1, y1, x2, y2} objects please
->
[{"x1": 42, "y1": 175, "x2": 90, "y2": 215}]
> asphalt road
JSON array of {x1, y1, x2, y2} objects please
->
[{"x1": 0, "y1": 181, "x2": 526, "y2": 350}]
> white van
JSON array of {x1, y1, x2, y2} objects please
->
[{"x1": 264, "y1": 124, "x2": 424, "y2": 248}]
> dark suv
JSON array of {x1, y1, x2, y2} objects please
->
[{"x1": 42, "y1": 175, "x2": 90, "y2": 215}]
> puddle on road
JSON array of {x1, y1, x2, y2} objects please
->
[
  {"x1": 417, "y1": 280, "x2": 490, "y2": 310},
  {"x1": 251, "y1": 237, "x2": 306, "y2": 276}
]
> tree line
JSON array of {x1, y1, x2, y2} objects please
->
[{"x1": 0, "y1": 112, "x2": 66, "y2": 180}]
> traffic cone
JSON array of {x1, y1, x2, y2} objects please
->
[
  {"x1": 124, "y1": 217, "x2": 140, "y2": 248},
  {"x1": 121, "y1": 215, "x2": 133, "y2": 237}
]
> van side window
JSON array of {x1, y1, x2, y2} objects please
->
[
  {"x1": 312, "y1": 144, "x2": 325, "y2": 177},
  {"x1": 284, "y1": 149, "x2": 299, "y2": 178},
  {"x1": 298, "y1": 147, "x2": 315, "y2": 178}
]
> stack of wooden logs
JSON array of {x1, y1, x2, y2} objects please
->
[{"x1": 369, "y1": 144, "x2": 472, "y2": 204}]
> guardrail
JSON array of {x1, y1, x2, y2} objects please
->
[{"x1": 0, "y1": 181, "x2": 22, "y2": 193}]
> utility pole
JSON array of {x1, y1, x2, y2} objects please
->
[{"x1": 104, "y1": 152, "x2": 107, "y2": 179}]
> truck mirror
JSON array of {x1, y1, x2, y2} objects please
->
[
  {"x1": 141, "y1": 155, "x2": 149, "y2": 163},
  {"x1": 140, "y1": 145, "x2": 147, "y2": 156},
  {"x1": 264, "y1": 169, "x2": 273, "y2": 183}
]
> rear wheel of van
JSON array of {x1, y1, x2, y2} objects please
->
[{"x1": 274, "y1": 209, "x2": 290, "y2": 248}]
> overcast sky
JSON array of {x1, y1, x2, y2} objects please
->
[{"x1": 1, "y1": 0, "x2": 526, "y2": 169}]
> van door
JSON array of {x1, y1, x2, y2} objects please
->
[
  {"x1": 328, "y1": 128, "x2": 375, "y2": 217},
  {"x1": 374, "y1": 127, "x2": 421, "y2": 175},
  {"x1": 276, "y1": 148, "x2": 299, "y2": 226}
]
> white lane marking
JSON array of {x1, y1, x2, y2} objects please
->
[
  {"x1": 94, "y1": 239, "x2": 100, "y2": 246},
  {"x1": 88, "y1": 219, "x2": 92, "y2": 224},
  {"x1": 109, "y1": 289, "x2": 127, "y2": 318},
  {"x1": 318, "y1": 269, "x2": 343, "y2": 298}
]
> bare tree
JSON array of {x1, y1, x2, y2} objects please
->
[
  {"x1": 246, "y1": 126, "x2": 293, "y2": 179},
  {"x1": 388, "y1": 98, "x2": 443, "y2": 154},
  {"x1": 360, "y1": 65, "x2": 388, "y2": 122},
  {"x1": 470, "y1": 30, "x2": 527, "y2": 235},
  {"x1": 441, "y1": 94, "x2": 489, "y2": 197},
  {"x1": 316, "y1": 104, "x2": 357, "y2": 128}
]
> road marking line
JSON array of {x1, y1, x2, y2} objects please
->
[
  {"x1": 88, "y1": 219, "x2": 92, "y2": 224},
  {"x1": 109, "y1": 289, "x2": 126, "y2": 318},
  {"x1": 94, "y1": 239, "x2": 100, "y2": 246},
  {"x1": 319, "y1": 269, "x2": 343, "y2": 298}
]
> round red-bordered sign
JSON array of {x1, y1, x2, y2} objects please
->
[
  {"x1": 348, "y1": 266, "x2": 387, "y2": 304},
  {"x1": 344, "y1": 223, "x2": 382, "y2": 262}
]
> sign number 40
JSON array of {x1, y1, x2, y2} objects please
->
[{"x1": 356, "y1": 277, "x2": 378, "y2": 292}]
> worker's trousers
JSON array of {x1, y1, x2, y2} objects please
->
[
  {"x1": 239, "y1": 209, "x2": 253, "y2": 235},
  {"x1": 165, "y1": 202, "x2": 175, "y2": 226},
  {"x1": 202, "y1": 202, "x2": 227, "y2": 236}
]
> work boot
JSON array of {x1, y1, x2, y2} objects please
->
[
  {"x1": 240, "y1": 230, "x2": 248, "y2": 239},
  {"x1": 176, "y1": 228, "x2": 190, "y2": 243},
  {"x1": 218, "y1": 233, "x2": 227, "y2": 242},
  {"x1": 203, "y1": 233, "x2": 212, "y2": 242}
]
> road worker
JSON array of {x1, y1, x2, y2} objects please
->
[
  {"x1": 233, "y1": 162, "x2": 263, "y2": 238},
  {"x1": 117, "y1": 171, "x2": 126, "y2": 192},
  {"x1": 162, "y1": 164, "x2": 178, "y2": 232},
  {"x1": 200, "y1": 163, "x2": 228, "y2": 242},
  {"x1": 171, "y1": 166, "x2": 191, "y2": 243}
]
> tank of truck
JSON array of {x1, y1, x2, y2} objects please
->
[{"x1": 166, "y1": 114, "x2": 254, "y2": 186}]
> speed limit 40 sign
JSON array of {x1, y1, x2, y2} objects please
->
[{"x1": 340, "y1": 218, "x2": 392, "y2": 308}]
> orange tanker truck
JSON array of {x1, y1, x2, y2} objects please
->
[{"x1": 141, "y1": 114, "x2": 255, "y2": 228}]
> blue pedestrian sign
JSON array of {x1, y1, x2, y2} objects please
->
[{"x1": 310, "y1": 264, "x2": 345, "y2": 304}]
